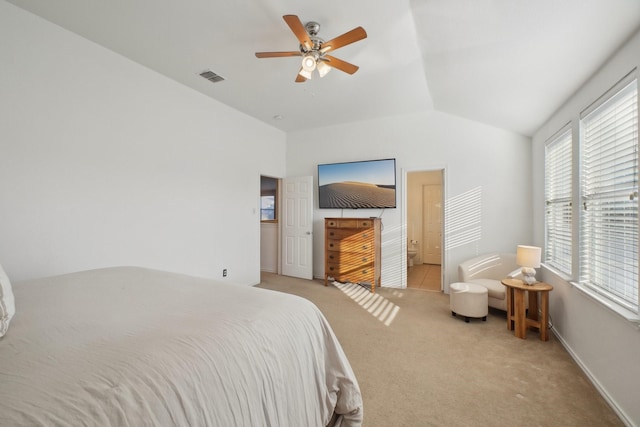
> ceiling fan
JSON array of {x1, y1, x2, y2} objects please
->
[{"x1": 255, "y1": 15, "x2": 367, "y2": 82}]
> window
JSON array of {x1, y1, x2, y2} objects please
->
[
  {"x1": 580, "y1": 77, "x2": 638, "y2": 313},
  {"x1": 261, "y1": 195, "x2": 276, "y2": 220},
  {"x1": 545, "y1": 127, "x2": 572, "y2": 276}
]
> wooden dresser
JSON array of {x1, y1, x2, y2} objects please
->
[{"x1": 324, "y1": 217, "x2": 381, "y2": 293}]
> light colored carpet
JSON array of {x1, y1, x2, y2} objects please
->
[{"x1": 257, "y1": 273, "x2": 623, "y2": 427}]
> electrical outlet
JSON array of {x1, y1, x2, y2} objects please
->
[{"x1": 222, "y1": 269, "x2": 227, "y2": 277}]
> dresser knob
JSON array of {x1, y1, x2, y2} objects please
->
[{"x1": 329, "y1": 232, "x2": 335, "y2": 237}]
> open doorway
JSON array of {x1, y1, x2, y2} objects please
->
[
  {"x1": 260, "y1": 175, "x2": 314, "y2": 280},
  {"x1": 406, "y1": 170, "x2": 444, "y2": 291},
  {"x1": 260, "y1": 176, "x2": 279, "y2": 274}
]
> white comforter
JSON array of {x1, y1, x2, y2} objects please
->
[{"x1": 0, "y1": 267, "x2": 362, "y2": 426}]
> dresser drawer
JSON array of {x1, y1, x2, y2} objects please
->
[
  {"x1": 326, "y1": 262, "x2": 375, "y2": 279},
  {"x1": 326, "y1": 228, "x2": 375, "y2": 241},
  {"x1": 327, "y1": 239, "x2": 374, "y2": 253},
  {"x1": 326, "y1": 218, "x2": 374, "y2": 229},
  {"x1": 326, "y1": 251, "x2": 374, "y2": 265}
]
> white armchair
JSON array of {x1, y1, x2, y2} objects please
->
[{"x1": 458, "y1": 253, "x2": 520, "y2": 311}]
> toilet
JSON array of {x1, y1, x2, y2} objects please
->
[{"x1": 408, "y1": 240, "x2": 418, "y2": 267}]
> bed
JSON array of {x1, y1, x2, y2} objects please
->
[{"x1": 0, "y1": 266, "x2": 363, "y2": 426}]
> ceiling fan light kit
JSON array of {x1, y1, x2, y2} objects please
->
[
  {"x1": 316, "y1": 60, "x2": 331, "y2": 78},
  {"x1": 298, "y1": 67, "x2": 313, "y2": 80},
  {"x1": 302, "y1": 52, "x2": 318, "y2": 71},
  {"x1": 255, "y1": 15, "x2": 367, "y2": 83}
]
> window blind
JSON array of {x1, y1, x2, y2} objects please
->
[
  {"x1": 580, "y1": 78, "x2": 638, "y2": 312},
  {"x1": 545, "y1": 128, "x2": 572, "y2": 276}
]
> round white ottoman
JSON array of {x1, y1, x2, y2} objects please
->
[{"x1": 450, "y1": 282, "x2": 488, "y2": 323}]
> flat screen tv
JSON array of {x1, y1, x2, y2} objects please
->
[{"x1": 318, "y1": 158, "x2": 397, "y2": 209}]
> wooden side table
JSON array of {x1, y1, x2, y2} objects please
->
[{"x1": 501, "y1": 278, "x2": 553, "y2": 341}]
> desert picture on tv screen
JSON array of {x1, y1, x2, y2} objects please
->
[{"x1": 318, "y1": 159, "x2": 396, "y2": 209}]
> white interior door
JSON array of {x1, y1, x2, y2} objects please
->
[
  {"x1": 422, "y1": 184, "x2": 442, "y2": 265},
  {"x1": 281, "y1": 176, "x2": 313, "y2": 279}
]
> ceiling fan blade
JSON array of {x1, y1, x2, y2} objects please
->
[
  {"x1": 295, "y1": 73, "x2": 307, "y2": 83},
  {"x1": 322, "y1": 55, "x2": 359, "y2": 75},
  {"x1": 283, "y1": 15, "x2": 313, "y2": 51},
  {"x1": 320, "y1": 27, "x2": 367, "y2": 53},
  {"x1": 255, "y1": 51, "x2": 301, "y2": 58}
]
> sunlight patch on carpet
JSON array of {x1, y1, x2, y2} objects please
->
[{"x1": 333, "y1": 281, "x2": 400, "y2": 326}]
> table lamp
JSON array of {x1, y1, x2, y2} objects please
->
[{"x1": 516, "y1": 245, "x2": 541, "y2": 285}]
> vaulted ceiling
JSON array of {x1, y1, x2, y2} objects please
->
[{"x1": 7, "y1": 0, "x2": 640, "y2": 136}]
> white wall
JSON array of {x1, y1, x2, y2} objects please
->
[
  {"x1": 532, "y1": 28, "x2": 640, "y2": 427},
  {"x1": 0, "y1": 2, "x2": 286, "y2": 285},
  {"x1": 286, "y1": 110, "x2": 532, "y2": 290}
]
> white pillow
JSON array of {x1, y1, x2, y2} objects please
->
[{"x1": 0, "y1": 263, "x2": 15, "y2": 338}]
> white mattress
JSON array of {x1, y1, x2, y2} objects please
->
[{"x1": 0, "y1": 267, "x2": 362, "y2": 426}]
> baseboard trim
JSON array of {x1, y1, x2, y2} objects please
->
[{"x1": 552, "y1": 329, "x2": 635, "y2": 427}]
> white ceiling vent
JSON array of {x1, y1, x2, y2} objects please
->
[{"x1": 199, "y1": 70, "x2": 225, "y2": 83}]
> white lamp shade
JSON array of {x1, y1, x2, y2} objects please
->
[
  {"x1": 301, "y1": 54, "x2": 317, "y2": 72},
  {"x1": 516, "y1": 245, "x2": 541, "y2": 268},
  {"x1": 316, "y1": 60, "x2": 331, "y2": 78},
  {"x1": 298, "y1": 68, "x2": 313, "y2": 79}
]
